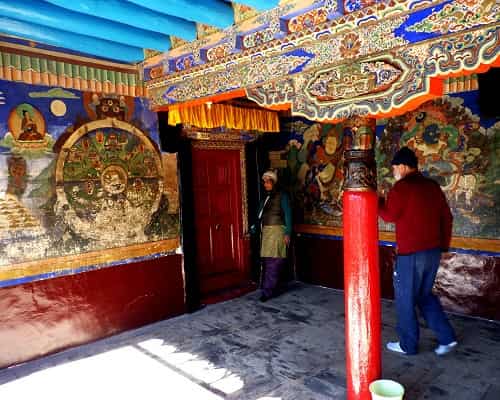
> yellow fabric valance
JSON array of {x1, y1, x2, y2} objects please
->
[{"x1": 168, "y1": 103, "x2": 280, "y2": 132}]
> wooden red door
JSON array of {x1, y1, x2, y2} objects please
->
[{"x1": 191, "y1": 146, "x2": 249, "y2": 298}]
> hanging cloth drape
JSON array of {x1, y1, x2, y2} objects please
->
[{"x1": 168, "y1": 103, "x2": 280, "y2": 132}]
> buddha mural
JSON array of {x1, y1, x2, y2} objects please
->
[
  {"x1": 6, "y1": 104, "x2": 47, "y2": 146},
  {"x1": 19, "y1": 110, "x2": 44, "y2": 141}
]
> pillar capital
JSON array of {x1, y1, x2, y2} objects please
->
[{"x1": 342, "y1": 117, "x2": 377, "y2": 192}]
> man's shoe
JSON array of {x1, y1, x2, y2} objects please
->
[
  {"x1": 259, "y1": 295, "x2": 269, "y2": 302},
  {"x1": 386, "y1": 341, "x2": 407, "y2": 354},
  {"x1": 434, "y1": 341, "x2": 457, "y2": 355}
]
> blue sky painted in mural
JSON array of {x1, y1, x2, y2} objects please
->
[
  {"x1": 0, "y1": 82, "x2": 81, "y2": 138},
  {"x1": 0, "y1": 80, "x2": 160, "y2": 147}
]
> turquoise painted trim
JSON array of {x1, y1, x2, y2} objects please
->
[
  {"x1": 237, "y1": 0, "x2": 280, "y2": 11},
  {"x1": 127, "y1": 0, "x2": 234, "y2": 29},
  {"x1": 44, "y1": 0, "x2": 196, "y2": 41},
  {"x1": 0, "y1": 16, "x2": 144, "y2": 62},
  {"x1": 0, "y1": 0, "x2": 171, "y2": 51}
]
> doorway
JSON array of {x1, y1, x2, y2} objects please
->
[{"x1": 191, "y1": 143, "x2": 251, "y2": 300}]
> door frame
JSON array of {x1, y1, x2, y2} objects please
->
[
  {"x1": 192, "y1": 140, "x2": 249, "y2": 236},
  {"x1": 191, "y1": 139, "x2": 252, "y2": 299}
]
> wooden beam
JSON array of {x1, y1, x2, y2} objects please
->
[
  {"x1": 127, "y1": 0, "x2": 234, "y2": 29},
  {"x1": 0, "y1": 17, "x2": 144, "y2": 62},
  {"x1": 236, "y1": 0, "x2": 280, "y2": 11},
  {"x1": 0, "y1": 0, "x2": 170, "y2": 52}
]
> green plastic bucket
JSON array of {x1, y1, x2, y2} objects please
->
[{"x1": 369, "y1": 379, "x2": 405, "y2": 400}]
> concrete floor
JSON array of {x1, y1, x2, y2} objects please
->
[{"x1": 1, "y1": 283, "x2": 499, "y2": 400}]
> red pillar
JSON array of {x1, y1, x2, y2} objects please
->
[{"x1": 342, "y1": 118, "x2": 381, "y2": 400}]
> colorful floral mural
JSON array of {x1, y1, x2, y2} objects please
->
[{"x1": 406, "y1": 0, "x2": 500, "y2": 34}]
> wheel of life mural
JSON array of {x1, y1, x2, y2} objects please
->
[{"x1": 55, "y1": 118, "x2": 163, "y2": 247}]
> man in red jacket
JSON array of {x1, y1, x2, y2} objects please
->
[{"x1": 379, "y1": 146, "x2": 457, "y2": 356}]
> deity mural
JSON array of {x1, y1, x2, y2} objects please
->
[
  {"x1": 279, "y1": 121, "x2": 346, "y2": 225},
  {"x1": 84, "y1": 92, "x2": 134, "y2": 121},
  {"x1": 378, "y1": 96, "x2": 498, "y2": 238},
  {"x1": 6, "y1": 155, "x2": 28, "y2": 198},
  {"x1": 0, "y1": 155, "x2": 41, "y2": 238},
  {"x1": 279, "y1": 94, "x2": 498, "y2": 239},
  {"x1": 0, "y1": 103, "x2": 54, "y2": 153},
  {"x1": 11, "y1": 104, "x2": 45, "y2": 141}
]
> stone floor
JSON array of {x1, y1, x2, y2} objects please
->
[{"x1": 1, "y1": 282, "x2": 500, "y2": 400}]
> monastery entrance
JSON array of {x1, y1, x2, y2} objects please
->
[{"x1": 191, "y1": 144, "x2": 250, "y2": 301}]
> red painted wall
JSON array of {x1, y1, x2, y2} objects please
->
[
  {"x1": 295, "y1": 235, "x2": 500, "y2": 321},
  {"x1": 0, "y1": 255, "x2": 185, "y2": 369},
  {"x1": 295, "y1": 236, "x2": 395, "y2": 300}
]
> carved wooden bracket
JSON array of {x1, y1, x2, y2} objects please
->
[{"x1": 342, "y1": 117, "x2": 377, "y2": 191}]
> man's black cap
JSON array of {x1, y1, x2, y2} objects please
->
[{"x1": 391, "y1": 146, "x2": 418, "y2": 168}]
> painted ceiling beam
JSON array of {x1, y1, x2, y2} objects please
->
[
  {"x1": 0, "y1": 0, "x2": 171, "y2": 52},
  {"x1": 235, "y1": 0, "x2": 280, "y2": 11},
  {"x1": 43, "y1": 0, "x2": 197, "y2": 41},
  {"x1": 0, "y1": 17, "x2": 144, "y2": 62},
  {"x1": 126, "y1": 0, "x2": 234, "y2": 29}
]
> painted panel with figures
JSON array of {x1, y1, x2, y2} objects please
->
[
  {"x1": 0, "y1": 79, "x2": 180, "y2": 283},
  {"x1": 277, "y1": 91, "x2": 498, "y2": 240}
]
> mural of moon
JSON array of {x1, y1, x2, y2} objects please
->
[{"x1": 50, "y1": 100, "x2": 67, "y2": 116}]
